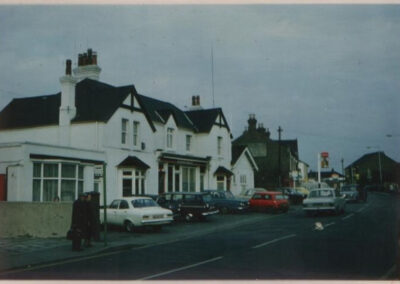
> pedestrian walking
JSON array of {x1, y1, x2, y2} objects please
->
[
  {"x1": 84, "y1": 192, "x2": 94, "y2": 248},
  {"x1": 70, "y1": 193, "x2": 87, "y2": 251}
]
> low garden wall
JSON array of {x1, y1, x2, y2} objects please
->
[{"x1": 0, "y1": 202, "x2": 73, "y2": 238}]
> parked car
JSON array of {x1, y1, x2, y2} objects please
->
[
  {"x1": 203, "y1": 189, "x2": 249, "y2": 214},
  {"x1": 295, "y1": 187, "x2": 310, "y2": 198},
  {"x1": 279, "y1": 187, "x2": 304, "y2": 205},
  {"x1": 365, "y1": 184, "x2": 385, "y2": 192},
  {"x1": 340, "y1": 184, "x2": 359, "y2": 202},
  {"x1": 237, "y1": 188, "x2": 267, "y2": 200},
  {"x1": 100, "y1": 197, "x2": 173, "y2": 232},
  {"x1": 302, "y1": 188, "x2": 346, "y2": 216},
  {"x1": 157, "y1": 192, "x2": 219, "y2": 221},
  {"x1": 249, "y1": 191, "x2": 289, "y2": 213}
]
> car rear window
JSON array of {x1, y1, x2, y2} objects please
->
[
  {"x1": 132, "y1": 198, "x2": 159, "y2": 208},
  {"x1": 309, "y1": 190, "x2": 333, "y2": 198},
  {"x1": 275, "y1": 195, "x2": 286, "y2": 200}
]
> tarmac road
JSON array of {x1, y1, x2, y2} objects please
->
[{"x1": 3, "y1": 192, "x2": 399, "y2": 280}]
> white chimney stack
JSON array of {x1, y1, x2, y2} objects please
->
[
  {"x1": 59, "y1": 59, "x2": 77, "y2": 146},
  {"x1": 73, "y1": 48, "x2": 101, "y2": 82},
  {"x1": 59, "y1": 59, "x2": 77, "y2": 126}
]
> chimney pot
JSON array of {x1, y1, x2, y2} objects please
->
[
  {"x1": 192, "y1": 96, "x2": 196, "y2": 106},
  {"x1": 66, "y1": 59, "x2": 72, "y2": 75},
  {"x1": 196, "y1": 96, "x2": 200, "y2": 106}
]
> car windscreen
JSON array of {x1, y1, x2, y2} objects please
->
[
  {"x1": 275, "y1": 195, "x2": 286, "y2": 200},
  {"x1": 202, "y1": 194, "x2": 213, "y2": 203},
  {"x1": 341, "y1": 186, "x2": 356, "y2": 192},
  {"x1": 309, "y1": 190, "x2": 333, "y2": 198},
  {"x1": 225, "y1": 191, "x2": 235, "y2": 199},
  {"x1": 131, "y1": 198, "x2": 159, "y2": 208}
]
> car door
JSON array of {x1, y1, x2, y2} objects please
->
[
  {"x1": 116, "y1": 199, "x2": 130, "y2": 226},
  {"x1": 107, "y1": 200, "x2": 120, "y2": 225},
  {"x1": 250, "y1": 193, "x2": 263, "y2": 208}
]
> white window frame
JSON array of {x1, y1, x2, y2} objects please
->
[
  {"x1": 32, "y1": 161, "x2": 84, "y2": 202},
  {"x1": 167, "y1": 128, "x2": 174, "y2": 149},
  {"x1": 133, "y1": 121, "x2": 140, "y2": 147},
  {"x1": 121, "y1": 118, "x2": 129, "y2": 145},
  {"x1": 217, "y1": 136, "x2": 223, "y2": 155},
  {"x1": 186, "y1": 135, "x2": 192, "y2": 152},
  {"x1": 122, "y1": 168, "x2": 146, "y2": 197}
]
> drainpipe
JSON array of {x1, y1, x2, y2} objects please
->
[{"x1": 102, "y1": 162, "x2": 107, "y2": 246}]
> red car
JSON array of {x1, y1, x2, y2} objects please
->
[{"x1": 249, "y1": 191, "x2": 289, "y2": 213}]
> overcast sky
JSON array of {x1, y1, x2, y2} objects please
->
[{"x1": 0, "y1": 4, "x2": 399, "y2": 171}]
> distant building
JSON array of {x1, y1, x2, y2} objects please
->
[
  {"x1": 345, "y1": 151, "x2": 398, "y2": 186},
  {"x1": 233, "y1": 114, "x2": 300, "y2": 189},
  {"x1": 0, "y1": 49, "x2": 235, "y2": 203},
  {"x1": 308, "y1": 168, "x2": 345, "y2": 189},
  {"x1": 231, "y1": 145, "x2": 258, "y2": 195}
]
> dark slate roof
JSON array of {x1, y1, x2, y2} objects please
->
[
  {"x1": 73, "y1": 79, "x2": 134, "y2": 123},
  {"x1": 345, "y1": 151, "x2": 397, "y2": 169},
  {"x1": 0, "y1": 78, "x2": 229, "y2": 135},
  {"x1": 0, "y1": 93, "x2": 60, "y2": 130},
  {"x1": 117, "y1": 156, "x2": 150, "y2": 170},
  {"x1": 0, "y1": 79, "x2": 134, "y2": 130},
  {"x1": 185, "y1": 108, "x2": 230, "y2": 133},
  {"x1": 137, "y1": 94, "x2": 196, "y2": 131},
  {"x1": 278, "y1": 139, "x2": 299, "y2": 159},
  {"x1": 231, "y1": 145, "x2": 247, "y2": 165}
]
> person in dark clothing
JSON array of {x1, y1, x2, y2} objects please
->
[
  {"x1": 71, "y1": 193, "x2": 87, "y2": 251},
  {"x1": 84, "y1": 192, "x2": 94, "y2": 248}
]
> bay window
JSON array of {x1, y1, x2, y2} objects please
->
[{"x1": 32, "y1": 162, "x2": 84, "y2": 202}]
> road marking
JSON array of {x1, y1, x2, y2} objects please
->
[
  {"x1": 342, "y1": 213, "x2": 354, "y2": 220},
  {"x1": 324, "y1": 222, "x2": 335, "y2": 228},
  {"x1": 139, "y1": 256, "x2": 223, "y2": 280},
  {"x1": 380, "y1": 264, "x2": 396, "y2": 280},
  {"x1": 252, "y1": 234, "x2": 297, "y2": 249}
]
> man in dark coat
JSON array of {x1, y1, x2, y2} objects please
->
[
  {"x1": 71, "y1": 193, "x2": 87, "y2": 251},
  {"x1": 84, "y1": 192, "x2": 95, "y2": 247}
]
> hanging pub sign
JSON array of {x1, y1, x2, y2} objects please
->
[{"x1": 321, "y1": 152, "x2": 329, "y2": 168}]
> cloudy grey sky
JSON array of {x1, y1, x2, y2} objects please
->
[{"x1": 0, "y1": 4, "x2": 399, "y2": 171}]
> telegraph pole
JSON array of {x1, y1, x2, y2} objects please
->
[{"x1": 278, "y1": 126, "x2": 282, "y2": 187}]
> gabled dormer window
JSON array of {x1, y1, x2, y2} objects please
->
[
  {"x1": 121, "y1": 118, "x2": 128, "y2": 145},
  {"x1": 167, "y1": 128, "x2": 174, "y2": 148}
]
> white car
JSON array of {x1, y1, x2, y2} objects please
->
[
  {"x1": 302, "y1": 188, "x2": 346, "y2": 216},
  {"x1": 100, "y1": 197, "x2": 173, "y2": 232}
]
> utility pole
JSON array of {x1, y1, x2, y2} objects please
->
[
  {"x1": 278, "y1": 126, "x2": 282, "y2": 187},
  {"x1": 341, "y1": 158, "x2": 344, "y2": 176}
]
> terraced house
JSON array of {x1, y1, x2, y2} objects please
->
[{"x1": 0, "y1": 49, "x2": 234, "y2": 204}]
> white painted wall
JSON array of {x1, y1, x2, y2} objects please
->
[{"x1": 231, "y1": 153, "x2": 255, "y2": 196}]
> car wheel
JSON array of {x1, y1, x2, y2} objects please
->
[
  {"x1": 152, "y1": 225, "x2": 162, "y2": 232},
  {"x1": 305, "y1": 211, "x2": 313, "y2": 217},
  {"x1": 124, "y1": 221, "x2": 134, "y2": 233},
  {"x1": 185, "y1": 213, "x2": 194, "y2": 222},
  {"x1": 220, "y1": 207, "x2": 229, "y2": 215}
]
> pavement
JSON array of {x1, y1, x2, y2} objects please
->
[{"x1": 0, "y1": 209, "x2": 286, "y2": 275}]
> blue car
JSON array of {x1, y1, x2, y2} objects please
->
[{"x1": 203, "y1": 189, "x2": 249, "y2": 214}]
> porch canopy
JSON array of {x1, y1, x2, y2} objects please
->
[{"x1": 117, "y1": 156, "x2": 150, "y2": 170}]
